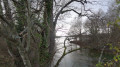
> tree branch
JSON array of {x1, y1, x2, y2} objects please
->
[
  {"x1": 0, "y1": 15, "x2": 12, "y2": 28},
  {"x1": 53, "y1": 0, "x2": 74, "y2": 27},
  {"x1": 54, "y1": 37, "x2": 81, "y2": 67},
  {"x1": 32, "y1": 0, "x2": 44, "y2": 13},
  {"x1": 61, "y1": 9, "x2": 82, "y2": 16},
  {"x1": 0, "y1": 30, "x2": 18, "y2": 44},
  {"x1": 11, "y1": 0, "x2": 23, "y2": 5},
  {"x1": 53, "y1": 0, "x2": 87, "y2": 27}
]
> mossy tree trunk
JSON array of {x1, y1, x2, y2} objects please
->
[
  {"x1": 2, "y1": 0, "x2": 26, "y2": 67},
  {"x1": 39, "y1": 0, "x2": 55, "y2": 66},
  {"x1": 0, "y1": 0, "x2": 32, "y2": 67},
  {"x1": 44, "y1": 0, "x2": 55, "y2": 56}
]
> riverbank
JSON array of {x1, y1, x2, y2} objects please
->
[{"x1": 70, "y1": 40, "x2": 114, "y2": 54}]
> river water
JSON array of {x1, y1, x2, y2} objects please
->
[{"x1": 52, "y1": 37, "x2": 99, "y2": 67}]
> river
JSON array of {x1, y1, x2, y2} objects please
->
[{"x1": 52, "y1": 37, "x2": 99, "y2": 67}]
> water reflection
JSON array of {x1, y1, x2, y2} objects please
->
[{"x1": 52, "y1": 37, "x2": 97, "y2": 67}]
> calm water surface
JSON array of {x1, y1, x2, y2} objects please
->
[{"x1": 52, "y1": 37, "x2": 98, "y2": 67}]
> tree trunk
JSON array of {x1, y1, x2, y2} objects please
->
[
  {"x1": 17, "y1": 43, "x2": 32, "y2": 67},
  {"x1": 44, "y1": 0, "x2": 55, "y2": 56},
  {"x1": 2, "y1": 0, "x2": 32, "y2": 67},
  {"x1": 44, "y1": 0, "x2": 55, "y2": 66}
]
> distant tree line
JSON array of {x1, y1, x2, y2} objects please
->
[{"x1": 68, "y1": 1, "x2": 120, "y2": 49}]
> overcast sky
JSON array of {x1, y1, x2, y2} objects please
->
[{"x1": 56, "y1": 0, "x2": 115, "y2": 36}]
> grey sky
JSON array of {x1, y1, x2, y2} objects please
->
[{"x1": 56, "y1": 0, "x2": 115, "y2": 36}]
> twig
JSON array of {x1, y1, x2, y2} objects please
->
[{"x1": 98, "y1": 46, "x2": 106, "y2": 63}]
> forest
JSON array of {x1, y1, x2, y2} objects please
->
[{"x1": 0, "y1": 0, "x2": 120, "y2": 67}]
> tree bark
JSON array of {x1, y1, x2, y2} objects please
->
[
  {"x1": 26, "y1": 0, "x2": 32, "y2": 52},
  {"x1": 44, "y1": 0, "x2": 55, "y2": 55}
]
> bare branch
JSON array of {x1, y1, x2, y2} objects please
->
[
  {"x1": 54, "y1": 0, "x2": 87, "y2": 27},
  {"x1": 54, "y1": 37, "x2": 81, "y2": 67},
  {"x1": 32, "y1": 0, "x2": 44, "y2": 13},
  {"x1": 0, "y1": 30, "x2": 18, "y2": 44},
  {"x1": 54, "y1": 0, "x2": 74, "y2": 27},
  {"x1": 11, "y1": 0, "x2": 23, "y2": 5},
  {"x1": 0, "y1": 15, "x2": 12, "y2": 28},
  {"x1": 61, "y1": 9, "x2": 82, "y2": 16}
]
